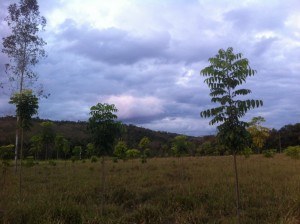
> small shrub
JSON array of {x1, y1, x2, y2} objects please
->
[
  {"x1": 48, "y1": 160, "x2": 57, "y2": 166},
  {"x1": 140, "y1": 155, "x2": 147, "y2": 164},
  {"x1": 71, "y1": 156, "x2": 76, "y2": 163},
  {"x1": 126, "y1": 149, "x2": 140, "y2": 159},
  {"x1": 263, "y1": 149, "x2": 275, "y2": 158},
  {"x1": 285, "y1": 146, "x2": 300, "y2": 159},
  {"x1": 242, "y1": 147, "x2": 253, "y2": 158},
  {"x1": 91, "y1": 156, "x2": 98, "y2": 163},
  {"x1": 144, "y1": 148, "x2": 152, "y2": 158},
  {"x1": 112, "y1": 157, "x2": 118, "y2": 163}
]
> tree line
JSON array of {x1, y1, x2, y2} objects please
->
[{"x1": 1, "y1": 115, "x2": 299, "y2": 160}]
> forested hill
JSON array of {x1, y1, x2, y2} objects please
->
[
  {"x1": 0, "y1": 116, "x2": 202, "y2": 150},
  {"x1": 1, "y1": 116, "x2": 300, "y2": 156}
]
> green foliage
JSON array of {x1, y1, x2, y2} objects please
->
[
  {"x1": 0, "y1": 144, "x2": 14, "y2": 160},
  {"x1": 86, "y1": 143, "x2": 94, "y2": 158},
  {"x1": 48, "y1": 160, "x2": 56, "y2": 166},
  {"x1": 63, "y1": 139, "x2": 70, "y2": 159},
  {"x1": 126, "y1": 149, "x2": 140, "y2": 159},
  {"x1": 90, "y1": 156, "x2": 98, "y2": 163},
  {"x1": 263, "y1": 149, "x2": 276, "y2": 158},
  {"x1": 0, "y1": 144, "x2": 14, "y2": 168},
  {"x1": 55, "y1": 134, "x2": 65, "y2": 159},
  {"x1": 139, "y1": 137, "x2": 151, "y2": 150},
  {"x1": 172, "y1": 135, "x2": 189, "y2": 156},
  {"x1": 41, "y1": 121, "x2": 55, "y2": 159},
  {"x1": 114, "y1": 140, "x2": 128, "y2": 159},
  {"x1": 140, "y1": 155, "x2": 147, "y2": 164},
  {"x1": 200, "y1": 47, "x2": 263, "y2": 153},
  {"x1": 30, "y1": 135, "x2": 42, "y2": 159},
  {"x1": 247, "y1": 116, "x2": 270, "y2": 153},
  {"x1": 9, "y1": 90, "x2": 39, "y2": 130},
  {"x1": 2, "y1": 0, "x2": 47, "y2": 92},
  {"x1": 88, "y1": 103, "x2": 123, "y2": 155},
  {"x1": 71, "y1": 156, "x2": 76, "y2": 163},
  {"x1": 72, "y1": 146, "x2": 82, "y2": 160},
  {"x1": 242, "y1": 147, "x2": 253, "y2": 158},
  {"x1": 197, "y1": 139, "x2": 226, "y2": 156},
  {"x1": 143, "y1": 148, "x2": 152, "y2": 158},
  {"x1": 285, "y1": 146, "x2": 300, "y2": 159}
]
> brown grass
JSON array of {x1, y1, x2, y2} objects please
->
[{"x1": 1, "y1": 154, "x2": 300, "y2": 223}]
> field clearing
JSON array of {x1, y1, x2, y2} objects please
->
[{"x1": 1, "y1": 154, "x2": 300, "y2": 223}]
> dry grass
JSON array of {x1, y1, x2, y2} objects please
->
[{"x1": 1, "y1": 154, "x2": 300, "y2": 223}]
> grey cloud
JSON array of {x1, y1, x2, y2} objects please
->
[
  {"x1": 224, "y1": 5, "x2": 287, "y2": 31},
  {"x1": 251, "y1": 37, "x2": 278, "y2": 57},
  {"x1": 57, "y1": 20, "x2": 171, "y2": 65}
]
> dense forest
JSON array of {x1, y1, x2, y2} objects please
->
[{"x1": 1, "y1": 116, "x2": 299, "y2": 160}]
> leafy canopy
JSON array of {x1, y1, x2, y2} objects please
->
[
  {"x1": 200, "y1": 47, "x2": 263, "y2": 152},
  {"x1": 2, "y1": 0, "x2": 47, "y2": 92},
  {"x1": 88, "y1": 103, "x2": 123, "y2": 155},
  {"x1": 9, "y1": 89, "x2": 38, "y2": 129},
  {"x1": 247, "y1": 116, "x2": 270, "y2": 152}
]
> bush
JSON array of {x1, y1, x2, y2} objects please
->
[
  {"x1": 126, "y1": 149, "x2": 140, "y2": 159},
  {"x1": 263, "y1": 149, "x2": 276, "y2": 158},
  {"x1": 48, "y1": 160, "x2": 57, "y2": 166},
  {"x1": 140, "y1": 155, "x2": 147, "y2": 164},
  {"x1": 285, "y1": 146, "x2": 300, "y2": 159},
  {"x1": 91, "y1": 156, "x2": 98, "y2": 163},
  {"x1": 71, "y1": 156, "x2": 76, "y2": 163},
  {"x1": 242, "y1": 147, "x2": 253, "y2": 158}
]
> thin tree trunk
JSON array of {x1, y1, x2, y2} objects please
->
[
  {"x1": 233, "y1": 153, "x2": 241, "y2": 224},
  {"x1": 15, "y1": 43, "x2": 26, "y2": 171},
  {"x1": 14, "y1": 117, "x2": 19, "y2": 172},
  {"x1": 19, "y1": 127, "x2": 24, "y2": 200},
  {"x1": 100, "y1": 156, "x2": 105, "y2": 216}
]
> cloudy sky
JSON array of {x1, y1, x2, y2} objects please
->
[{"x1": 0, "y1": 0, "x2": 299, "y2": 136}]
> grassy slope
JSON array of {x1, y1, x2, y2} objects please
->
[{"x1": 1, "y1": 154, "x2": 300, "y2": 223}]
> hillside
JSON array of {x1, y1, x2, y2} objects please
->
[{"x1": 0, "y1": 116, "x2": 203, "y2": 151}]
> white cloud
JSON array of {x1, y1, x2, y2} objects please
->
[{"x1": 104, "y1": 95, "x2": 164, "y2": 120}]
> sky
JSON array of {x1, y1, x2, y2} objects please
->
[{"x1": 0, "y1": 0, "x2": 300, "y2": 136}]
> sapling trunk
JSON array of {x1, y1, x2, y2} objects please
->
[
  {"x1": 233, "y1": 153, "x2": 241, "y2": 224},
  {"x1": 19, "y1": 127, "x2": 24, "y2": 200},
  {"x1": 100, "y1": 156, "x2": 106, "y2": 216},
  {"x1": 14, "y1": 116, "x2": 19, "y2": 172}
]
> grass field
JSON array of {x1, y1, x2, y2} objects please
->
[{"x1": 1, "y1": 154, "x2": 300, "y2": 223}]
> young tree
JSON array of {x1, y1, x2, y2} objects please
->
[
  {"x1": 138, "y1": 137, "x2": 150, "y2": 151},
  {"x1": 9, "y1": 89, "x2": 38, "y2": 198},
  {"x1": 2, "y1": 0, "x2": 47, "y2": 169},
  {"x1": 114, "y1": 140, "x2": 128, "y2": 160},
  {"x1": 72, "y1": 146, "x2": 82, "y2": 160},
  {"x1": 86, "y1": 143, "x2": 95, "y2": 158},
  {"x1": 126, "y1": 149, "x2": 140, "y2": 160},
  {"x1": 88, "y1": 103, "x2": 123, "y2": 155},
  {"x1": 30, "y1": 134, "x2": 42, "y2": 160},
  {"x1": 247, "y1": 116, "x2": 270, "y2": 154},
  {"x1": 172, "y1": 135, "x2": 189, "y2": 157},
  {"x1": 200, "y1": 47, "x2": 263, "y2": 223},
  {"x1": 54, "y1": 134, "x2": 65, "y2": 160},
  {"x1": 62, "y1": 139, "x2": 70, "y2": 160},
  {"x1": 40, "y1": 121, "x2": 55, "y2": 160},
  {"x1": 9, "y1": 89, "x2": 38, "y2": 162}
]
